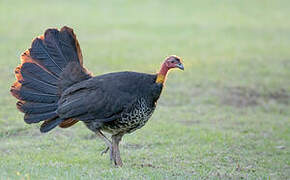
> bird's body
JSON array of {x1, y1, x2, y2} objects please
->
[
  {"x1": 87, "y1": 96, "x2": 155, "y2": 135},
  {"x1": 10, "y1": 26, "x2": 183, "y2": 166},
  {"x1": 58, "y1": 71, "x2": 162, "y2": 135}
]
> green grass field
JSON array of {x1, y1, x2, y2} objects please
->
[{"x1": 0, "y1": 0, "x2": 289, "y2": 179}]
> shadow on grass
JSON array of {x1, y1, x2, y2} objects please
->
[{"x1": 220, "y1": 86, "x2": 289, "y2": 108}]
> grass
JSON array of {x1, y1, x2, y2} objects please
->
[{"x1": 0, "y1": 0, "x2": 289, "y2": 179}]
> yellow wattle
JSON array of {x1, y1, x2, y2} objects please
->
[{"x1": 156, "y1": 74, "x2": 165, "y2": 84}]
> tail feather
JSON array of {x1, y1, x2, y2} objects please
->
[
  {"x1": 30, "y1": 37, "x2": 64, "y2": 76},
  {"x1": 44, "y1": 29, "x2": 69, "y2": 64},
  {"x1": 40, "y1": 117, "x2": 63, "y2": 133},
  {"x1": 24, "y1": 111, "x2": 58, "y2": 124},
  {"x1": 10, "y1": 26, "x2": 89, "y2": 132},
  {"x1": 20, "y1": 59, "x2": 60, "y2": 85},
  {"x1": 45, "y1": 27, "x2": 82, "y2": 66},
  {"x1": 59, "y1": 26, "x2": 83, "y2": 65},
  {"x1": 59, "y1": 118, "x2": 79, "y2": 128},
  {"x1": 13, "y1": 61, "x2": 58, "y2": 96},
  {"x1": 19, "y1": 68, "x2": 58, "y2": 95},
  {"x1": 11, "y1": 82, "x2": 58, "y2": 103},
  {"x1": 17, "y1": 101, "x2": 57, "y2": 114}
]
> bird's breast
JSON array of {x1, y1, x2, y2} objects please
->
[{"x1": 101, "y1": 98, "x2": 155, "y2": 135}]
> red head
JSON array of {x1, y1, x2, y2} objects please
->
[
  {"x1": 156, "y1": 55, "x2": 184, "y2": 83},
  {"x1": 163, "y1": 55, "x2": 184, "y2": 70}
]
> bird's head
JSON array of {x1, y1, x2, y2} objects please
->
[
  {"x1": 156, "y1": 55, "x2": 184, "y2": 84},
  {"x1": 164, "y1": 55, "x2": 184, "y2": 70}
]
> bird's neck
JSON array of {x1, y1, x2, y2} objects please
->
[{"x1": 156, "y1": 63, "x2": 169, "y2": 84}]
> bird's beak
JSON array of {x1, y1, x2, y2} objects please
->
[{"x1": 176, "y1": 63, "x2": 184, "y2": 70}]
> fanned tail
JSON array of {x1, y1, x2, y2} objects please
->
[{"x1": 10, "y1": 26, "x2": 91, "y2": 132}]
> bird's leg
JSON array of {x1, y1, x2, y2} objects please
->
[
  {"x1": 95, "y1": 130, "x2": 113, "y2": 161},
  {"x1": 111, "y1": 133, "x2": 123, "y2": 167}
]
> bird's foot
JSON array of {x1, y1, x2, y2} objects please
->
[
  {"x1": 96, "y1": 131, "x2": 123, "y2": 167},
  {"x1": 101, "y1": 146, "x2": 109, "y2": 155},
  {"x1": 100, "y1": 145, "x2": 114, "y2": 162},
  {"x1": 96, "y1": 130, "x2": 114, "y2": 162},
  {"x1": 112, "y1": 150, "x2": 123, "y2": 167}
]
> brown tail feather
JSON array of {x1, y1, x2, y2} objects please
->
[
  {"x1": 11, "y1": 26, "x2": 88, "y2": 132},
  {"x1": 20, "y1": 50, "x2": 53, "y2": 75},
  {"x1": 59, "y1": 118, "x2": 79, "y2": 128},
  {"x1": 61, "y1": 26, "x2": 83, "y2": 65}
]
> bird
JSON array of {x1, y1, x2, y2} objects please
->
[{"x1": 10, "y1": 26, "x2": 184, "y2": 166}]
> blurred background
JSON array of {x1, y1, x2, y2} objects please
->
[{"x1": 0, "y1": 0, "x2": 289, "y2": 179}]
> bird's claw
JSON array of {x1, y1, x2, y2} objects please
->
[
  {"x1": 101, "y1": 147, "x2": 109, "y2": 155},
  {"x1": 101, "y1": 145, "x2": 114, "y2": 162}
]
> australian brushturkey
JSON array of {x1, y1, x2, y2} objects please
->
[{"x1": 10, "y1": 26, "x2": 184, "y2": 166}]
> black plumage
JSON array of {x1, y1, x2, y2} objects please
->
[
  {"x1": 57, "y1": 71, "x2": 163, "y2": 135},
  {"x1": 17, "y1": 101, "x2": 57, "y2": 114},
  {"x1": 10, "y1": 26, "x2": 184, "y2": 166}
]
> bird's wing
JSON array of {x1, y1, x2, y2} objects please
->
[{"x1": 57, "y1": 77, "x2": 137, "y2": 123}]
